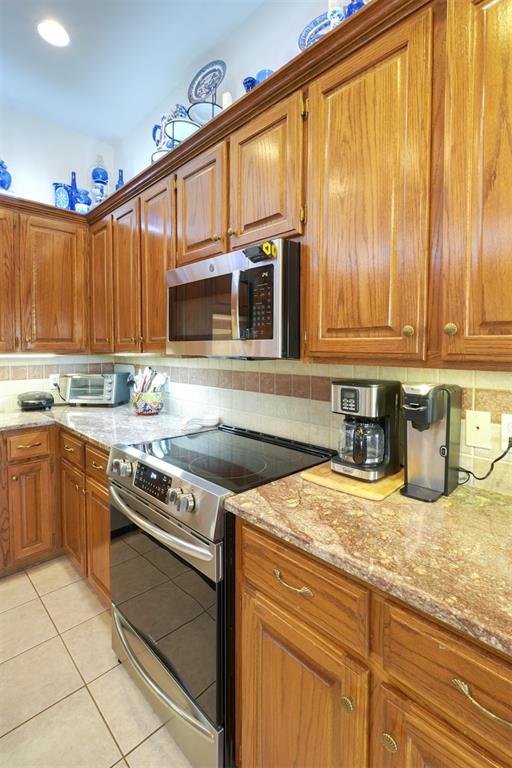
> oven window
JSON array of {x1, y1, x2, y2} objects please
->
[
  {"x1": 69, "y1": 378, "x2": 105, "y2": 399},
  {"x1": 110, "y1": 522, "x2": 220, "y2": 726},
  {"x1": 169, "y1": 274, "x2": 232, "y2": 341}
]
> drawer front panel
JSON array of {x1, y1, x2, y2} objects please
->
[
  {"x1": 59, "y1": 431, "x2": 84, "y2": 468},
  {"x1": 382, "y1": 603, "x2": 512, "y2": 763},
  {"x1": 7, "y1": 429, "x2": 50, "y2": 461},
  {"x1": 85, "y1": 445, "x2": 109, "y2": 486},
  {"x1": 240, "y1": 522, "x2": 369, "y2": 657}
]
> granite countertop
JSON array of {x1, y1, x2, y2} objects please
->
[
  {"x1": 225, "y1": 473, "x2": 512, "y2": 657},
  {"x1": 0, "y1": 405, "x2": 188, "y2": 450}
]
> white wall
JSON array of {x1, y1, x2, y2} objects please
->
[
  {"x1": 0, "y1": 103, "x2": 116, "y2": 205},
  {"x1": 116, "y1": 0, "x2": 326, "y2": 179}
]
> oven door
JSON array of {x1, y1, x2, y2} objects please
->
[
  {"x1": 109, "y1": 483, "x2": 223, "y2": 767},
  {"x1": 166, "y1": 246, "x2": 283, "y2": 358},
  {"x1": 68, "y1": 375, "x2": 106, "y2": 403}
]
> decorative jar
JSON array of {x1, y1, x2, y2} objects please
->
[{"x1": 131, "y1": 391, "x2": 164, "y2": 416}]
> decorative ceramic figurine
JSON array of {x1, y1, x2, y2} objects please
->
[
  {"x1": 242, "y1": 76, "x2": 257, "y2": 92},
  {"x1": 90, "y1": 156, "x2": 109, "y2": 207},
  {"x1": 115, "y1": 170, "x2": 124, "y2": 190},
  {"x1": 346, "y1": 0, "x2": 365, "y2": 16},
  {"x1": 74, "y1": 188, "x2": 91, "y2": 214},
  {"x1": 0, "y1": 160, "x2": 12, "y2": 191},
  {"x1": 327, "y1": 5, "x2": 346, "y2": 28}
]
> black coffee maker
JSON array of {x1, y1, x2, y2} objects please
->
[{"x1": 331, "y1": 380, "x2": 401, "y2": 482}]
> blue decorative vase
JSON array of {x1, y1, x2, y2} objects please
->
[
  {"x1": 68, "y1": 171, "x2": 78, "y2": 211},
  {"x1": 115, "y1": 170, "x2": 124, "y2": 191},
  {"x1": 256, "y1": 69, "x2": 273, "y2": 83},
  {"x1": 243, "y1": 76, "x2": 257, "y2": 92},
  {"x1": 91, "y1": 165, "x2": 108, "y2": 185},
  {"x1": 346, "y1": 1, "x2": 365, "y2": 17},
  {"x1": 0, "y1": 160, "x2": 11, "y2": 191},
  {"x1": 74, "y1": 188, "x2": 91, "y2": 214}
]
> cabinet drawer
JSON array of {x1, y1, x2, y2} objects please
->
[
  {"x1": 7, "y1": 429, "x2": 50, "y2": 461},
  {"x1": 59, "y1": 431, "x2": 84, "y2": 468},
  {"x1": 85, "y1": 445, "x2": 109, "y2": 486},
  {"x1": 240, "y1": 522, "x2": 369, "y2": 657},
  {"x1": 382, "y1": 603, "x2": 512, "y2": 764}
]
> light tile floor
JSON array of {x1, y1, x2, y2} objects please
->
[{"x1": 0, "y1": 556, "x2": 192, "y2": 768}]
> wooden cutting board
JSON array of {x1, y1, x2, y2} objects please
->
[{"x1": 301, "y1": 462, "x2": 404, "y2": 501}]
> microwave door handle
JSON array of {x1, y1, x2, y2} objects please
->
[
  {"x1": 109, "y1": 486, "x2": 214, "y2": 564},
  {"x1": 231, "y1": 269, "x2": 241, "y2": 340},
  {"x1": 112, "y1": 607, "x2": 215, "y2": 742}
]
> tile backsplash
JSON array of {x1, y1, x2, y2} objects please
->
[{"x1": 1, "y1": 355, "x2": 511, "y2": 496}]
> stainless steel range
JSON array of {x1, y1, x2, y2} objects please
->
[{"x1": 107, "y1": 426, "x2": 334, "y2": 768}]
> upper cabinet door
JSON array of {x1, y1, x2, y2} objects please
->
[
  {"x1": 441, "y1": 0, "x2": 512, "y2": 363},
  {"x1": 306, "y1": 11, "x2": 433, "y2": 360},
  {"x1": 19, "y1": 214, "x2": 87, "y2": 353},
  {"x1": 229, "y1": 92, "x2": 303, "y2": 249},
  {"x1": 176, "y1": 143, "x2": 227, "y2": 265},
  {"x1": 112, "y1": 198, "x2": 141, "y2": 352},
  {"x1": 89, "y1": 217, "x2": 114, "y2": 354},
  {"x1": 0, "y1": 207, "x2": 17, "y2": 352},
  {"x1": 140, "y1": 177, "x2": 174, "y2": 351}
]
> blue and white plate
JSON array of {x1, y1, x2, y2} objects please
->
[
  {"x1": 298, "y1": 12, "x2": 331, "y2": 50},
  {"x1": 188, "y1": 60, "x2": 226, "y2": 103}
]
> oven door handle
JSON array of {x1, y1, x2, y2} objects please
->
[
  {"x1": 112, "y1": 607, "x2": 215, "y2": 742},
  {"x1": 231, "y1": 269, "x2": 241, "y2": 340},
  {"x1": 110, "y1": 485, "x2": 214, "y2": 563}
]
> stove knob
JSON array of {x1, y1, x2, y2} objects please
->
[
  {"x1": 178, "y1": 493, "x2": 196, "y2": 514},
  {"x1": 111, "y1": 459, "x2": 121, "y2": 475},
  {"x1": 118, "y1": 460, "x2": 133, "y2": 478},
  {"x1": 168, "y1": 487, "x2": 183, "y2": 505}
]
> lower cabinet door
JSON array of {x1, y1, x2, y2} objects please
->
[
  {"x1": 9, "y1": 459, "x2": 53, "y2": 564},
  {"x1": 61, "y1": 461, "x2": 87, "y2": 575},
  {"x1": 372, "y1": 685, "x2": 507, "y2": 768},
  {"x1": 238, "y1": 585, "x2": 369, "y2": 768},
  {"x1": 85, "y1": 478, "x2": 111, "y2": 604}
]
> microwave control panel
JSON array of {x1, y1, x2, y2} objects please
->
[{"x1": 242, "y1": 265, "x2": 274, "y2": 340}]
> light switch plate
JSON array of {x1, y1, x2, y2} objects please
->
[
  {"x1": 501, "y1": 414, "x2": 512, "y2": 450},
  {"x1": 465, "y1": 410, "x2": 491, "y2": 448},
  {"x1": 49, "y1": 373, "x2": 59, "y2": 387}
]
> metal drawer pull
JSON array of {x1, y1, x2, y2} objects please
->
[
  {"x1": 452, "y1": 678, "x2": 512, "y2": 730},
  {"x1": 340, "y1": 696, "x2": 354, "y2": 713},
  {"x1": 92, "y1": 461, "x2": 104, "y2": 470},
  {"x1": 16, "y1": 442, "x2": 42, "y2": 449},
  {"x1": 273, "y1": 568, "x2": 313, "y2": 598},
  {"x1": 64, "y1": 445, "x2": 75, "y2": 452},
  {"x1": 11, "y1": 476, "x2": 18, "y2": 481},
  {"x1": 382, "y1": 733, "x2": 398, "y2": 753}
]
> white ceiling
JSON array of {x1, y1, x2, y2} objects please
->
[{"x1": 0, "y1": 0, "x2": 268, "y2": 142}]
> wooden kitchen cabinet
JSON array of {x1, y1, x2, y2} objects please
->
[
  {"x1": 306, "y1": 10, "x2": 433, "y2": 360},
  {"x1": 372, "y1": 685, "x2": 507, "y2": 767},
  {"x1": 229, "y1": 92, "x2": 304, "y2": 249},
  {"x1": 89, "y1": 216, "x2": 114, "y2": 353},
  {"x1": 441, "y1": 0, "x2": 512, "y2": 363},
  {"x1": 112, "y1": 198, "x2": 141, "y2": 352},
  {"x1": 0, "y1": 207, "x2": 17, "y2": 353},
  {"x1": 86, "y1": 477, "x2": 111, "y2": 604},
  {"x1": 19, "y1": 213, "x2": 87, "y2": 353},
  {"x1": 8, "y1": 458, "x2": 54, "y2": 565},
  {"x1": 176, "y1": 142, "x2": 228, "y2": 265},
  {"x1": 140, "y1": 177, "x2": 174, "y2": 350},
  {"x1": 61, "y1": 460, "x2": 87, "y2": 575}
]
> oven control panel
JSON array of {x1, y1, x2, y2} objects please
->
[{"x1": 134, "y1": 463, "x2": 172, "y2": 502}]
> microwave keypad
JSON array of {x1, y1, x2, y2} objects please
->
[{"x1": 249, "y1": 266, "x2": 273, "y2": 339}]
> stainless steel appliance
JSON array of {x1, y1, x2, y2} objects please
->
[
  {"x1": 166, "y1": 239, "x2": 300, "y2": 359},
  {"x1": 401, "y1": 383, "x2": 461, "y2": 502},
  {"x1": 107, "y1": 427, "x2": 334, "y2": 768},
  {"x1": 17, "y1": 391, "x2": 54, "y2": 411},
  {"x1": 58, "y1": 373, "x2": 131, "y2": 406},
  {"x1": 331, "y1": 379, "x2": 401, "y2": 481}
]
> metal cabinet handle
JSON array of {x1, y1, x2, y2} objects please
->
[
  {"x1": 444, "y1": 322, "x2": 458, "y2": 336},
  {"x1": 273, "y1": 568, "x2": 313, "y2": 598},
  {"x1": 340, "y1": 696, "x2": 354, "y2": 713},
  {"x1": 211, "y1": 234, "x2": 220, "y2": 242},
  {"x1": 91, "y1": 461, "x2": 104, "y2": 470},
  {"x1": 382, "y1": 733, "x2": 398, "y2": 753},
  {"x1": 16, "y1": 442, "x2": 42, "y2": 449},
  {"x1": 112, "y1": 607, "x2": 215, "y2": 741},
  {"x1": 64, "y1": 446, "x2": 75, "y2": 452},
  {"x1": 452, "y1": 678, "x2": 512, "y2": 730},
  {"x1": 11, "y1": 475, "x2": 18, "y2": 481},
  {"x1": 401, "y1": 325, "x2": 415, "y2": 337},
  {"x1": 74, "y1": 482, "x2": 86, "y2": 496},
  {"x1": 25, "y1": 337, "x2": 32, "y2": 346},
  {"x1": 227, "y1": 226, "x2": 234, "y2": 236}
]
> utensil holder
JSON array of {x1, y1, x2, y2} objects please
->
[{"x1": 132, "y1": 392, "x2": 164, "y2": 416}]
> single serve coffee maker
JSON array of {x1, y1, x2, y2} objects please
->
[
  {"x1": 331, "y1": 380, "x2": 401, "y2": 482},
  {"x1": 401, "y1": 383, "x2": 461, "y2": 502}
]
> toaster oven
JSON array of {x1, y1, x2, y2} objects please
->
[{"x1": 58, "y1": 373, "x2": 131, "y2": 406}]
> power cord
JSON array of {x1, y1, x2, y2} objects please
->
[{"x1": 458, "y1": 437, "x2": 512, "y2": 485}]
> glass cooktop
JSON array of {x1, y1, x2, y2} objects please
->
[{"x1": 132, "y1": 426, "x2": 335, "y2": 494}]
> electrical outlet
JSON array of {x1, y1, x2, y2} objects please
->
[
  {"x1": 501, "y1": 413, "x2": 512, "y2": 450},
  {"x1": 49, "y1": 373, "x2": 59, "y2": 388},
  {"x1": 465, "y1": 410, "x2": 491, "y2": 448}
]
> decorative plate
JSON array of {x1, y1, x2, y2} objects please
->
[
  {"x1": 188, "y1": 60, "x2": 226, "y2": 103},
  {"x1": 54, "y1": 185, "x2": 70, "y2": 209},
  {"x1": 298, "y1": 12, "x2": 331, "y2": 50}
]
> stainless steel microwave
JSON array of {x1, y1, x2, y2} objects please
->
[
  {"x1": 58, "y1": 373, "x2": 131, "y2": 406},
  {"x1": 166, "y1": 239, "x2": 300, "y2": 358}
]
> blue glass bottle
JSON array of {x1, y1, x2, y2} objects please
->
[
  {"x1": 69, "y1": 171, "x2": 78, "y2": 211},
  {"x1": 115, "y1": 170, "x2": 124, "y2": 190},
  {"x1": 0, "y1": 160, "x2": 12, "y2": 191}
]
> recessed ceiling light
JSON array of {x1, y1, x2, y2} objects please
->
[{"x1": 37, "y1": 19, "x2": 70, "y2": 47}]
